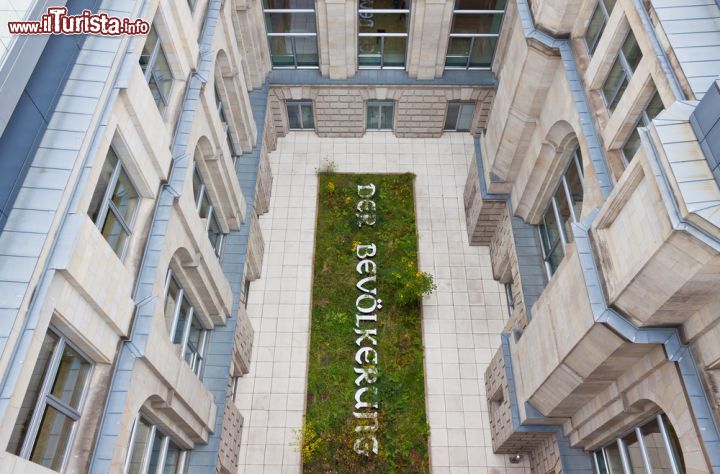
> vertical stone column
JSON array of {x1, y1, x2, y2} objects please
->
[
  {"x1": 233, "y1": 0, "x2": 271, "y2": 89},
  {"x1": 316, "y1": 0, "x2": 357, "y2": 79},
  {"x1": 406, "y1": 0, "x2": 454, "y2": 79}
]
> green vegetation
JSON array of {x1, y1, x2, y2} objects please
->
[{"x1": 303, "y1": 173, "x2": 432, "y2": 473}]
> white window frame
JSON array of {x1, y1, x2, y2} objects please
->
[
  {"x1": 537, "y1": 150, "x2": 584, "y2": 277},
  {"x1": 124, "y1": 415, "x2": 189, "y2": 474},
  {"x1": 264, "y1": 3, "x2": 319, "y2": 69},
  {"x1": 17, "y1": 328, "x2": 93, "y2": 472},
  {"x1": 140, "y1": 26, "x2": 173, "y2": 115},
  {"x1": 593, "y1": 413, "x2": 683, "y2": 474},
  {"x1": 444, "y1": 101, "x2": 476, "y2": 131},
  {"x1": 445, "y1": 0, "x2": 505, "y2": 70},
  {"x1": 163, "y1": 272, "x2": 210, "y2": 377},
  {"x1": 193, "y1": 163, "x2": 225, "y2": 257},
  {"x1": 358, "y1": 3, "x2": 411, "y2": 69},
  {"x1": 366, "y1": 100, "x2": 395, "y2": 131}
]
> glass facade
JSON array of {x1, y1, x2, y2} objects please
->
[
  {"x1": 358, "y1": 0, "x2": 410, "y2": 68},
  {"x1": 264, "y1": 0, "x2": 319, "y2": 68},
  {"x1": 445, "y1": 0, "x2": 505, "y2": 69},
  {"x1": 538, "y1": 149, "x2": 584, "y2": 276}
]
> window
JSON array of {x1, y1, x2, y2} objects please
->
[
  {"x1": 622, "y1": 91, "x2": 664, "y2": 163},
  {"x1": 215, "y1": 86, "x2": 239, "y2": 165},
  {"x1": 602, "y1": 30, "x2": 642, "y2": 113},
  {"x1": 504, "y1": 281, "x2": 515, "y2": 316},
  {"x1": 88, "y1": 146, "x2": 140, "y2": 258},
  {"x1": 125, "y1": 416, "x2": 188, "y2": 474},
  {"x1": 241, "y1": 278, "x2": 251, "y2": 309},
  {"x1": 538, "y1": 149, "x2": 584, "y2": 276},
  {"x1": 193, "y1": 162, "x2": 225, "y2": 257},
  {"x1": 163, "y1": 273, "x2": 210, "y2": 376},
  {"x1": 8, "y1": 329, "x2": 92, "y2": 472},
  {"x1": 585, "y1": 0, "x2": 616, "y2": 54},
  {"x1": 358, "y1": 0, "x2": 410, "y2": 69},
  {"x1": 286, "y1": 100, "x2": 315, "y2": 130},
  {"x1": 366, "y1": 101, "x2": 394, "y2": 130},
  {"x1": 444, "y1": 102, "x2": 476, "y2": 131},
  {"x1": 593, "y1": 414, "x2": 685, "y2": 474},
  {"x1": 263, "y1": 0, "x2": 319, "y2": 68},
  {"x1": 186, "y1": 0, "x2": 196, "y2": 12},
  {"x1": 445, "y1": 0, "x2": 506, "y2": 69},
  {"x1": 139, "y1": 26, "x2": 173, "y2": 115}
]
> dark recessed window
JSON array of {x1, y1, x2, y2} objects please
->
[
  {"x1": 125, "y1": 415, "x2": 189, "y2": 474},
  {"x1": 287, "y1": 100, "x2": 315, "y2": 130},
  {"x1": 584, "y1": 0, "x2": 615, "y2": 54},
  {"x1": 367, "y1": 101, "x2": 394, "y2": 131},
  {"x1": 139, "y1": 27, "x2": 173, "y2": 115},
  {"x1": 622, "y1": 90, "x2": 664, "y2": 163},
  {"x1": 444, "y1": 102, "x2": 476, "y2": 131},
  {"x1": 445, "y1": 0, "x2": 505, "y2": 69},
  {"x1": 602, "y1": 30, "x2": 642, "y2": 113}
]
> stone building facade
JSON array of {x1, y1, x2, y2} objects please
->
[{"x1": 0, "y1": 0, "x2": 717, "y2": 473}]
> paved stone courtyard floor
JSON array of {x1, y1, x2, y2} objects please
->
[{"x1": 236, "y1": 132, "x2": 531, "y2": 474}]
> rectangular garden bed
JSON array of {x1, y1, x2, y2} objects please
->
[{"x1": 303, "y1": 173, "x2": 429, "y2": 473}]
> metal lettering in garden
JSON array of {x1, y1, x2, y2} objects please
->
[{"x1": 353, "y1": 183, "x2": 380, "y2": 456}]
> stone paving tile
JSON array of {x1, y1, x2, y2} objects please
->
[{"x1": 236, "y1": 132, "x2": 531, "y2": 473}]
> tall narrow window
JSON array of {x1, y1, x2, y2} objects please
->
[
  {"x1": 622, "y1": 90, "x2": 664, "y2": 163},
  {"x1": 263, "y1": 0, "x2": 318, "y2": 68},
  {"x1": 8, "y1": 329, "x2": 93, "y2": 472},
  {"x1": 358, "y1": 0, "x2": 410, "y2": 69},
  {"x1": 538, "y1": 149, "x2": 584, "y2": 276},
  {"x1": 444, "y1": 102, "x2": 476, "y2": 131},
  {"x1": 163, "y1": 272, "x2": 210, "y2": 376},
  {"x1": 504, "y1": 281, "x2": 515, "y2": 317},
  {"x1": 193, "y1": 162, "x2": 225, "y2": 257},
  {"x1": 445, "y1": 0, "x2": 506, "y2": 69},
  {"x1": 585, "y1": 0, "x2": 616, "y2": 54},
  {"x1": 594, "y1": 414, "x2": 685, "y2": 474},
  {"x1": 286, "y1": 100, "x2": 315, "y2": 130},
  {"x1": 602, "y1": 30, "x2": 642, "y2": 113},
  {"x1": 88, "y1": 146, "x2": 140, "y2": 258},
  {"x1": 139, "y1": 26, "x2": 173, "y2": 115},
  {"x1": 215, "y1": 86, "x2": 239, "y2": 165},
  {"x1": 367, "y1": 100, "x2": 394, "y2": 130},
  {"x1": 125, "y1": 416, "x2": 189, "y2": 474}
]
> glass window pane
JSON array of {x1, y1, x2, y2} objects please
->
[
  {"x1": 127, "y1": 419, "x2": 152, "y2": 474},
  {"x1": 263, "y1": 0, "x2": 315, "y2": 8},
  {"x1": 359, "y1": 13, "x2": 408, "y2": 34},
  {"x1": 623, "y1": 430, "x2": 648, "y2": 472},
  {"x1": 603, "y1": 58, "x2": 628, "y2": 112},
  {"x1": 451, "y1": 13, "x2": 503, "y2": 34},
  {"x1": 359, "y1": 0, "x2": 409, "y2": 9},
  {"x1": 605, "y1": 444, "x2": 624, "y2": 474},
  {"x1": 208, "y1": 214, "x2": 222, "y2": 253},
  {"x1": 603, "y1": 0, "x2": 616, "y2": 14},
  {"x1": 381, "y1": 104, "x2": 394, "y2": 129},
  {"x1": 383, "y1": 36, "x2": 406, "y2": 67},
  {"x1": 152, "y1": 46, "x2": 172, "y2": 102},
  {"x1": 112, "y1": 168, "x2": 139, "y2": 224},
  {"x1": 367, "y1": 105, "x2": 380, "y2": 129},
  {"x1": 585, "y1": 5, "x2": 606, "y2": 53},
  {"x1": 29, "y1": 405, "x2": 74, "y2": 471},
  {"x1": 621, "y1": 31, "x2": 642, "y2": 73},
  {"x1": 641, "y1": 418, "x2": 675, "y2": 474},
  {"x1": 265, "y1": 12, "x2": 316, "y2": 33},
  {"x1": 547, "y1": 239, "x2": 565, "y2": 274},
  {"x1": 645, "y1": 92, "x2": 664, "y2": 121},
  {"x1": 455, "y1": 0, "x2": 507, "y2": 9},
  {"x1": 565, "y1": 158, "x2": 583, "y2": 222},
  {"x1": 269, "y1": 37, "x2": 295, "y2": 67},
  {"x1": 623, "y1": 127, "x2": 641, "y2": 162},
  {"x1": 662, "y1": 414, "x2": 685, "y2": 473},
  {"x1": 595, "y1": 451, "x2": 609, "y2": 474},
  {"x1": 446, "y1": 37, "x2": 471, "y2": 67},
  {"x1": 163, "y1": 443, "x2": 182, "y2": 474},
  {"x1": 359, "y1": 54, "x2": 382, "y2": 67},
  {"x1": 554, "y1": 187, "x2": 573, "y2": 243},
  {"x1": 301, "y1": 104, "x2": 314, "y2": 129},
  {"x1": 173, "y1": 297, "x2": 191, "y2": 344},
  {"x1": 359, "y1": 36, "x2": 381, "y2": 57},
  {"x1": 199, "y1": 193, "x2": 211, "y2": 220},
  {"x1": 101, "y1": 208, "x2": 130, "y2": 256},
  {"x1": 146, "y1": 431, "x2": 165, "y2": 473},
  {"x1": 287, "y1": 104, "x2": 301, "y2": 129},
  {"x1": 148, "y1": 76, "x2": 166, "y2": 114},
  {"x1": 50, "y1": 344, "x2": 91, "y2": 410},
  {"x1": 139, "y1": 28, "x2": 158, "y2": 74},
  {"x1": 8, "y1": 332, "x2": 59, "y2": 455},
  {"x1": 164, "y1": 278, "x2": 181, "y2": 334},
  {"x1": 457, "y1": 104, "x2": 475, "y2": 130},
  {"x1": 541, "y1": 210, "x2": 561, "y2": 253},
  {"x1": 445, "y1": 103, "x2": 460, "y2": 130},
  {"x1": 469, "y1": 36, "x2": 497, "y2": 68},
  {"x1": 193, "y1": 168, "x2": 203, "y2": 205},
  {"x1": 88, "y1": 150, "x2": 118, "y2": 222},
  {"x1": 294, "y1": 36, "x2": 318, "y2": 66}
]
